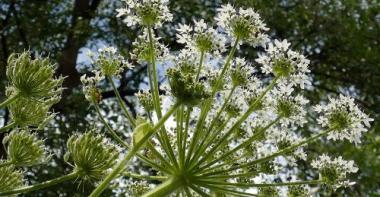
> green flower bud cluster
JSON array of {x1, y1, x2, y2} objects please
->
[
  {"x1": 0, "y1": 166, "x2": 24, "y2": 193},
  {"x1": 64, "y1": 132, "x2": 118, "y2": 183},
  {"x1": 6, "y1": 51, "x2": 64, "y2": 101},
  {"x1": 89, "y1": 47, "x2": 132, "y2": 77},
  {"x1": 167, "y1": 67, "x2": 210, "y2": 106},
  {"x1": 136, "y1": 90, "x2": 155, "y2": 112},
  {"x1": 287, "y1": 185, "x2": 309, "y2": 197},
  {"x1": 8, "y1": 98, "x2": 56, "y2": 129},
  {"x1": 3, "y1": 129, "x2": 50, "y2": 167}
]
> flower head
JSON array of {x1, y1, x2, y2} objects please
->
[
  {"x1": 80, "y1": 71, "x2": 104, "y2": 103},
  {"x1": 314, "y1": 94, "x2": 373, "y2": 143},
  {"x1": 6, "y1": 51, "x2": 64, "y2": 101},
  {"x1": 116, "y1": 0, "x2": 172, "y2": 28},
  {"x1": 3, "y1": 130, "x2": 50, "y2": 166},
  {"x1": 131, "y1": 31, "x2": 170, "y2": 63},
  {"x1": 176, "y1": 20, "x2": 226, "y2": 55},
  {"x1": 311, "y1": 154, "x2": 358, "y2": 189},
  {"x1": 215, "y1": 4, "x2": 268, "y2": 45},
  {"x1": 64, "y1": 132, "x2": 118, "y2": 183},
  {"x1": 0, "y1": 166, "x2": 24, "y2": 193},
  {"x1": 89, "y1": 47, "x2": 132, "y2": 77},
  {"x1": 256, "y1": 39, "x2": 310, "y2": 89},
  {"x1": 8, "y1": 97, "x2": 57, "y2": 129}
]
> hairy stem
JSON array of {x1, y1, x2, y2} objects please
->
[
  {"x1": 0, "y1": 172, "x2": 78, "y2": 196},
  {"x1": 195, "y1": 51, "x2": 205, "y2": 80},
  {"x1": 107, "y1": 76, "x2": 136, "y2": 128},
  {"x1": 89, "y1": 102, "x2": 180, "y2": 197},
  {"x1": 142, "y1": 177, "x2": 182, "y2": 197}
]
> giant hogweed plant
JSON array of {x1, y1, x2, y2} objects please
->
[{"x1": 0, "y1": 1, "x2": 373, "y2": 196}]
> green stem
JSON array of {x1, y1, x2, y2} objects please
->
[
  {"x1": 190, "y1": 77, "x2": 279, "y2": 170},
  {"x1": 89, "y1": 102, "x2": 180, "y2": 197},
  {"x1": 0, "y1": 160, "x2": 13, "y2": 168},
  {"x1": 186, "y1": 38, "x2": 240, "y2": 166},
  {"x1": 107, "y1": 76, "x2": 136, "y2": 128},
  {"x1": 94, "y1": 104, "x2": 129, "y2": 147},
  {"x1": 198, "y1": 117, "x2": 281, "y2": 172},
  {"x1": 0, "y1": 172, "x2": 78, "y2": 196},
  {"x1": 196, "y1": 179, "x2": 323, "y2": 188},
  {"x1": 0, "y1": 122, "x2": 16, "y2": 133},
  {"x1": 195, "y1": 51, "x2": 205, "y2": 80},
  {"x1": 202, "y1": 127, "x2": 335, "y2": 177},
  {"x1": 123, "y1": 171, "x2": 167, "y2": 181},
  {"x1": 147, "y1": 27, "x2": 162, "y2": 118},
  {"x1": 142, "y1": 177, "x2": 182, "y2": 197},
  {"x1": 0, "y1": 93, "x2": 19, "y2": 109}
]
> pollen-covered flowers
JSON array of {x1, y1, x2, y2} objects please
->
[
  {"x1": 311, "y1": 154, "x2": 358, "y2": 188},
  {"x1": 176, "y1": 19, "x2": 226, "y2": 55},
  {"x1": 314, "y1": 94, "x2": 373, "y2": 143},
  {"x1": 116, "y1": 0, "x2": 172, "y2": 28},
  {"x1": 256, "y1": 39, "x2": 311, "y2": 89},
  {"x1": 215, "y1": 4, "x2": 268, "y2": 46}
]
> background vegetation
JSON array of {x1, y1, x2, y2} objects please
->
[{"x1": 0, "y1": 0, "x2": 379, "y2": 196}]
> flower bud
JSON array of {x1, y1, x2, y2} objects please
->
[
  {"x1": 0, "y1": 166, "x2": 24, "y2": 193},
  {"x1": 65, "y1": 132, "x2": 118, "y2": 183},
  {"x1": 92, "y1": 47, "x2": 132, "y2": 77},
  {"x1": 3, "y1": 130, "x2": 50, "y2": 167},
  {"x1": 133, "y1": 118, "x2": 152, "y2": 147},
  {"x1": 8, "y1": 97, "x2": 56, "y2": 129},
  {"x1": 167, "y1": 67, "x2": 210, "y2": 106},
  {"x1": 6, "y1": 51, "x2": 64, "y2": 100},
  {"x1": 136, "y1": 90, "x2": 154, "y2": 112},
  {"x1": 288, "y1": 185, "x2": 309, "y2": 197}
]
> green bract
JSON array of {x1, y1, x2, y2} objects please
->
[
  {"x1": 64, "y1": 132, "x2": 118, "y2": 183},
  {"x1": 0, "y1": 166, "x2": 24, "y2": 193},
  {"x1": 3, "y1": 130, "x2": 50, "y2": 167},
  {"x1": 6, "y1": 51, "x2": 64, "y2": 101},
  {"x1": 8, "y1": 97, "x2": 57, "y2": 129}
]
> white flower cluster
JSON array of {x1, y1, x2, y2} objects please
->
[
  {"x1": 314, "y1": 94, "x2": 373, "y2": 143},
  {"x1": 80, "y1": 71, "x2": 104, "y2": 103},
  {"x1": 176, "y1": 19, "x2": 226, "y2": 55},
  {"x1": 256, "y1": 39, "x2": 311, "y2": 89},
  {"x1": 131, "y1": 30, "x2": 170, "y2": 63},
  {"x1": 311, "y1": 154, "x2": 358, "y2": 188},
  {"x1": 116, "y1": 0, "x2": 173, "y2": 28},
  {"x1": 215, "y1": 4, "x2": 269, "y2": 46},
  {"x1": 87, "y1": 47, "x2": 132, "y2": 78}
]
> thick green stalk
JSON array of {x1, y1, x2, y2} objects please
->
[
  {"x1": 107, "y1": 76, "x2": 136, "y2": 128},
  {"x1": 123, "y1": 171, "x2": 167, "y2": 181},
  {"x1": 195, "y1": 51, "x2": 205, "y2": 80},
  {"x1": 142, "y1": 177, "x2": 182, "y2": 197},
  {"x1": 0, "y1": 92, "x2": 19, "y2": 109},
  {"x1": 189, "y1": 77, "x2": 279, "y2": 170},
  {"x1": 189, "y1": 85, "x2": 237, "y2": 164},
  {"x1": 0, "y1": 172, "x2": 78, "y2": 196},
  {"x1": 186, "y1": 38, "x2": 240, "y2": 165},
  {"x1": 198, "y1": 117, "x2": 281, "y2": 171},
  {"x1": 95, "y1": 103, "x2": 170, "y2": 173},
  {"x1": 89, "y1": 102, "x2": 180, "y2": 197},
  {"x1": 0, "y1": 122, "x2": 16, "y2": 133},
  {"x1": 196, "y1": 179, "x2": 323, "y2": 188},
  {"x1": 202, "y1": 127, "x2": 335, "y2": 177}
]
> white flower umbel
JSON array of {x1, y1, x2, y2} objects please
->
[
  {"x1": 256, "y1": 39, "x2": 311, "y2": 89},
  {"x1": 131, "y1": 30, "x2": 170, "y2": 63},
  {"x1": 311, "y1": 154, "x2": 358, "y2": 189},
  {"x1": 88, "y1": 47, "x2": 132, "y2": 78},
  {"x1": 80, "y1": 71, "x2": 104, "y2": 104},
  {"x1": 215, "y1": 4, "x2": 269, "y2": 46},
  {"x1": 176, "y1": 19, "x2": 226, "y2": 56},
  {"x1": 116, "y1": 0, "x2": 172, "y2": 28},
  {"x1": 314, "y1": 94, "x2": 373, "y2": 143}
]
